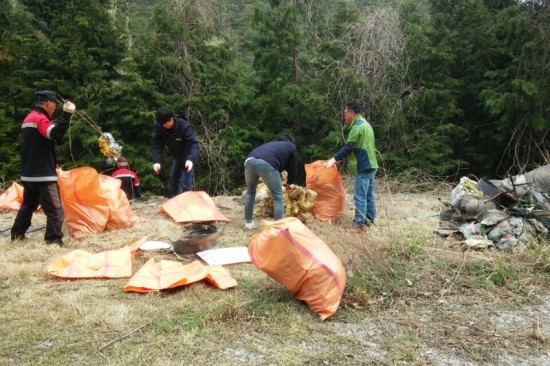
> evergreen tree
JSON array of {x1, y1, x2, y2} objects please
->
[
  {"x1": 245, "y1": 0, "x2": 343, "y2": 172},
  {"x1": 479, "y1": 1, "x2": 550, "y2": 173},
  {"x1": 1, "y1": 0, "x2": 549, "y2": 192},
  {"x1": 7, "y1": 0, "x2": 131, "y2": 175},
  {"x1": 396, "y1": 0, "x2": 473, "y2": 176},
  {"x1": 135, "y1": 0, "x2": 252, "y2": 194},
  {"x1": 0, "y1": 1, "x2": 35, "y2": 181}
]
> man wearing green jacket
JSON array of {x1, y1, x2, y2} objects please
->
[{"x1": 325, "y1": 101, "x2": 378, "y2": 231}]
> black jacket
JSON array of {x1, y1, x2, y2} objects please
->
[
  {"x1": 151, "y1": 114, "x2": 200, "y2": 165},
  {"x1": 247, "y1": 140, "x2": 298, "y2": 184},
  {"x1": 20, "y1": 106, "x2": 71, "y2": 182}
]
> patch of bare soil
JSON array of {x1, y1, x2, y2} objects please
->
[{"x1": 1, "y1": 187, "x2": 549, "y2": 365}]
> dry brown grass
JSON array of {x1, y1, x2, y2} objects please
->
[{"x1": 1, "y1": 178, "x2": 550, "y2": 365}]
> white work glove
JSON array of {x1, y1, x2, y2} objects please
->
[
  {"x1": 63, "y1": 101, "x2": 76, "y2": 113},
  {"x1": 153, "y1": 163, "x2": 161, "y2": 174},
  {"x1": 324, "y1": 158, "x2": 336, "y2": 168},
  {"x1": 185, "y1": 160, "x2": 193, "y2": 173}
]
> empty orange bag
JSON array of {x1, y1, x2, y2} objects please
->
[
  {"x1": 160, "y1": 191, "x2": 229, "y2": 223},
  {"x1": 248, "y1": 217, "x2": 346, "y2": 320},
  {"x1": 305, "y1": 160, "x2": 345, "y2": 222},
  {"x1": 47, "y1": 237, "x2": 145, "y2": 279},
  {"x1": 124, "y1": 259, "x2": 237, "y2": 292}
]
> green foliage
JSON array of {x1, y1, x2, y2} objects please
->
[
  {"x1": 0, "y1": 108, "x2": 21, "y2": 181},
  {"x1": 397, "y1": 0, "x2": 483, "y2": 175},
  {"x1": 246, "y1": 0, "x2": 368, "y2": 166},
  {"x1": 464, "y1": 260, "x2": 518, "y2": 288},
  {"x1": 477, "y1": 2, "x2": 550, "y2": 172},
  {"x1": 248, "y1": 1, "x2": 305, "y2": 131},
  {"x1": 0, "y1": 0, "x2": 549, "y2": 193},
  {"x1": 132, "y1": 0, "x2": 256, "y2": 194}
]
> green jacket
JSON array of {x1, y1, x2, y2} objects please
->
[{"x1": 334, "y1": 114, "x2": 378, "y2": 175}]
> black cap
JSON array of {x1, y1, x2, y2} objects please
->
[
  {"x1": 156, "y1": 107, "x2": 174, "y2": 125},
  {"x1": 35, "y1": 90, "x2": 62, "y2": 103}
]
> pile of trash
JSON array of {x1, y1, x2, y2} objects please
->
[
  {"x1": 437, "y1": 165, "x2": 550, "y2": 250},
  {"x1": 254, "y1": 182, "x2": 317, "y2": 222},
  {"x1": 97, "y1": 132, "x2": 123, "y2": 163},
  {"x1": 245, "y1": 162, "x2": 345, "y2": 223}
]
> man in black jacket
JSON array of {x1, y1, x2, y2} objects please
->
[
  {"x1": 151, "y1": 107, "x2": 200, "y2": 197},
  {"x1": 11, "y1": 90, "x2": 76, "y2": 245}
]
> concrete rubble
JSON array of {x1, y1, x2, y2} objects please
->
[{"x1": 437, "y1": 165, "x2": 550, "y2": 249}]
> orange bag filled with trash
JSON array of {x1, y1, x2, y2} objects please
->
[
  {"x1": 98, "y1": 174, "x2": 139, "y2": 231},
  {"x1": 57, "y1": 167, "x2": 137, "y2": 238},
  {"x1": 248, "y1": 217, "x2": 346, "y2": 320},
  {"x1": 305, "y1": 160, "x2": 345, "y2": 222}
]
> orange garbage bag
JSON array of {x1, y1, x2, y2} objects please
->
[
  {"x1": 57, "y1": 167, "x2": 137, "y2": 238},
  {"x1": 124, "y1": 259, "x2": 237, "y2": 292},
  {"x1": 99, "y1": 174, "x2": 138, "y2": 231},
  {"x1": 47, "y1": 237, "x2": 145, "y2": 279},
  {"x1": 0, "y1": 182, "x2": 24, "y2": 211},
  {"x1": 305, "y1": 160, "x2": 345, "y2": 222},
  {"x1": 160, "y1": 191, "x2": 229, "y2": 223},
  {"x1": 248, "y1": 217, "x2": 346, "y2": 320}
]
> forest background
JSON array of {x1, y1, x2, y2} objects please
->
[{"x1": 0, "y1": 0, "x2": 548, "y2": 196}]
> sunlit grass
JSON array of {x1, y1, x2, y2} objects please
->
[{"x1": 1, "y1": 177, "x2": 549, "y2": 364}]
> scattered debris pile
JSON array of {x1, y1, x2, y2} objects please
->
[
  {"x1": 98, "y1": 132, "x2": 123, "y2": 163},
  {"x1": 257, "y1": 184, "x2": 317, "y2": 221},
  {"x1": 251, "y1": 172, "x2": 318, "y2": 222},
  {"x1": 172, "y1": 224, "x2": 222, "y2": 255},
  {"x1": 437, "y1": 165, "x2": 550, "y2": 250}
]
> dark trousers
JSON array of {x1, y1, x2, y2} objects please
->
[
  {"x1": 170, "y1": 159, "x2": 193, "y2": 198},
  {"x1": 11, "y1": 181, "x2": 64, "y2": 242}
]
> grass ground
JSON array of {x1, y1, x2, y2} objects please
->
[{"x1": 1, "y1": 177, "x2": 549, "y2": 365}]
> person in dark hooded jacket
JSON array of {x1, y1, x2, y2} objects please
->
[
  {"x1": 11, "y1": 90, "x2": 76, "y2": 245},
  {"x1": 243, "y1": 134, "x2": 298, "y2": 229},
  {"x1": 151, "y1": 107, "x2": 200, "y2": 197}
]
